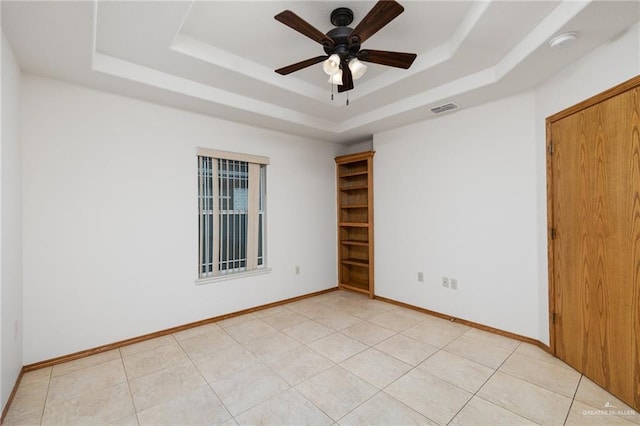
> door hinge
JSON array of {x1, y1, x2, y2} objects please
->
[
  {"x1": 548, "y1": 142, "x2": 554, "y2": 155},
  {"x1": 551, "y1": 312, "x2": 557, "y2": 324},
  {"x1": 550, "y1": 228, "x2": 557, "y2": 240}
]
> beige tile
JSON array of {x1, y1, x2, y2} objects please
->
[
  {"x1": 402, "y1": 318, "x2": 469, "y2": 348},
  {"x1": 120, "y1": 335, "x2": 177, "y2": 357},
  {"x1": 566, "y1": 400, "x2": 637, "y2": 425},
  {"x1": 216, "y1": 313, "x2": 257, "y2": 329},
  {"x1": 122, "y1": 340, "x2": 190, "y2": 379},
  {"x1": 252, "y1": 305, "x2": 289, "y2": 318},
  {"x1": 574, "y1": 376, "x2": 640, "y2": 425},
  {"x1": 260, "y1": 310, "x2": 308, "y2": 330},
  {"x1": 368, "y1": 311, "x2": 419, "y2": 332},
  {"x1": 109, "y1": 414, "x2": 140, "y2": 426},
  {"x1": 52, "y1": 349, "x2": 121, "y2": 377},
  {"x1": 312, "y1": 310, "x2": 362, "y2": 331},
  {"x1": 19, "y1": 367, "x2": 51, "y2": 386},
  {"x1": 477, "y1": 371, "x2": 572, "y2": 425},
  {"x1": 210, "y1": 362, "x2": 290, "y2": 416},
  {"x1": 242, "y1": 331, "x2": 301, "y2": 360},
  {"x1": 234, "y1": 388, "x2": 333, "y2": 426},
  {"x1": 2, "y1": 409, "x2": 44, "y2": 426},
  {"x1": 342, "y1": 303, "x2": 390, "y2": 321},
  {"x1": 137, "y1": 384, "x2": 231, "y2": 426},
  {"x1": 513, "y1": 342, "x2": 574, "y2": 370},
  {"x1": 450, "y1": 396, "x2": 537, "y2": 425},
  {"x1": 42, "y1": 382, "x2": 135, "y2": 426},
  {"x1": 418, "y1": 350, "x2": 494, "y2": 393},
  {"x1": 499, "y1": 352, "x2": 580, "y2": 397},
  {"x1": 264, "y1": 345, "x2": 334, "y2": 386},
  {"x1": 177, "y1": 328, "x2": 237, "y2": 360},
  {"x1": 385, "y1": 368, "x2": 472, "y2": 425},
  {"x1": 374, "y1": 334, "x2": 439, "y2": 366},
  {"x1": 463, "y1": 328, "x2": 520, "y2": 351},
  {"x1": 307, "y1": 333, "x2": 368, "y2": 363},
  {"x1": 224, "y1": 319, "x2": 278, "y2": 343},
  {"x1": 445, "y1": 335, "x2": 513, "y2": 369},
  {"x1": 192, "y1": 343, "x2": 259, "y2": 383},
  {"x1": 282, "y1": 320, "x2": 333, "y2": 344},
  {"x1": 47, "y1": 358, "x2": 127, "y2": 403},
  {"x1": 339, "y1": 391, "x2": 436, "y2": 426},
  {"x1": 285, "y1": 300, "x2": 337, "y2": 319},
  {"x1": 128, "y1": 361, "x2": 206, "y2": 412},
  {"x1": 172, "y1": 322, "x2": 221, "y2": 341},
  {"x1": 340, "y1": 348, "x2": 412, "y2": 389},
  {"x1": 392, "y1": 307, "x2": 433, "y2": 322},
  {"x1": 2, "y1": 376, "x2": 49, "y2": 426},
  {"x1": 340, "y1": 321, "x2": 396, "y2": 346},
  {"x1": 295, "y1": 366, "x2": 377, "y2": 421}
]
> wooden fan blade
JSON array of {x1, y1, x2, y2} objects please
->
[
  {"x1": 357, "y1": 49, "x2": 417, "y2": 69},
  {"x1": 275, "y1": 56, "x2": 327, "y2": 75},
  {"x1": 338, "y1": 62, "x2": 354, "y2": 93},
  {"x1": 350, "y1": 1, "x2": 404, "y2": 45},
  {"x1": 275, "y1": 10, "x2": 335, "y2": 47}
]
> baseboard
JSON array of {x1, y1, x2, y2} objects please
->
[
  {"x1": 374, "y1": 295, "x2": 551, "y2": 352},
  {"x1": 23, "y1": 287, "x2": 338, "y2": 372}
]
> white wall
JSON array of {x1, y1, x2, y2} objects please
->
[
  {"x1": 373, "y1": 21, "x2": 640, "y2": 343},
  {"x1": 375, "y1": 92, "x2": 540, "y2": 338},
  {"x1": 21, "y1": 75, "x2": 344, "y2": 364},
  {"x1": 1, "y1": 30, "x2": 23, "y2": 409}
]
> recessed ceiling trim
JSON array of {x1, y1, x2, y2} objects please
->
[
  {"x1": 449, "y1": 0, "x2": 492, "y2": 54},
  {"x1": 91, "y1": 52, "x2": 340, "y2": 131},
  {"x1": 170, "y1": 34, "x2": 331, "y2": 102}
]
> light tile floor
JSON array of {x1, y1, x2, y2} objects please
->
[{"x1": 3, "y1": 290, "x2": 639, "y2": 426}]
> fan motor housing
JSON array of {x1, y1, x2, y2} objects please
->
[{"x1": 324, "y1": 8, "x2": 361, "y2": 58}]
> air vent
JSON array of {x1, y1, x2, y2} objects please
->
[{"x1": 430, "y1": 103, "x2": 458, "y2": 114}]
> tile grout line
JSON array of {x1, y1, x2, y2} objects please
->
[
  {"x1": 118, "y1": 347, "x2": 141, "y2": 425},
  {"x1": 172, "y1": 327, "x2": 238, "y2": 424},
  {"x1": 444, "y1": 339, "x2": 525, "y2": 425},
  {"x1": 562, "y1": 374, "x2": 584, "y2": 425},
  {"x1": 38, "y1": 367, "x2": 53, "y2": 426}
]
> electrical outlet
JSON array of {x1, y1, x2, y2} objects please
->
[
  {"x1": 450, "y1": 278, "x2": 458, "y2": 290},
  {"x1": 442, "y1": 277, "x2": 450, "y2": 288},
  {"x1": 418, "y1": 272, "x2": 424, "y2": 282},
  {"x1": 295, "y1": 266, "x2": 300, "y2": 275}
]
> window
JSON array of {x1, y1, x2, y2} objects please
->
[{"x1": 197, "y1": 148, "x2": 268, "y2": 280}]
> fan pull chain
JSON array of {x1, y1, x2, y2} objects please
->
[
  {"x1": 331, "y1": 83, "x2": 334, "y2": 101},
  {"x1": 346, "y1": 92, "x2": 349, "y2": 106}
]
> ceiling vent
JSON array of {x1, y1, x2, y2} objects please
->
[{"x1": 430, "y1": 103, "x2": 458, "y2": 114}]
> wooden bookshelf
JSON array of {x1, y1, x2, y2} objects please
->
[{"x1": 335, "y1": 151, "x2": 374, "y2": 298}]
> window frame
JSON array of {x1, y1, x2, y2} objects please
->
[{"x1": 196, "y1": 148, "x2": 270, "y2": 284}]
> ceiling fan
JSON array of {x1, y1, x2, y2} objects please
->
[{"x1": 274, "y1": 0, "x2": 417, "y2": 93}]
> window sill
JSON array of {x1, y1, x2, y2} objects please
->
[{"x1": 195, "y1": 268, "x2": 272, "y2": 285}]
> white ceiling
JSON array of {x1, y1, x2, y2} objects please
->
[{"x1": 2, "y1": 1, "x2": 639, "y2": 144}]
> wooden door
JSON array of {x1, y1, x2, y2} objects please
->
[{"x1": 548, "y1": 76, "x2": 640, "y2": 411}]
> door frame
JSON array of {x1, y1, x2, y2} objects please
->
[{"x1": 546, "y1": 74, "x2": 640, "y2": 355}]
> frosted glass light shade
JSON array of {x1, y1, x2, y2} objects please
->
[
  {"x1": 348, "y1": 58, "x2": 367, "y2": 80},
  {"x1": 328, "y1": 70, "x2": 343, "y2": 85},
  {"x1": 323, "y1": 54, "x2": 341, "y2": 75}
]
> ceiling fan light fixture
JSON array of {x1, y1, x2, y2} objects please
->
[
  {"x1": 348, "y1": 58, "x2": 367, "y2": 80},
  {"x1": 323, "y1": 54, "x2": 341, "y2": 75},
  {"x1": 329, "y1": 70, "x2": 343, "y2": 85}
]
